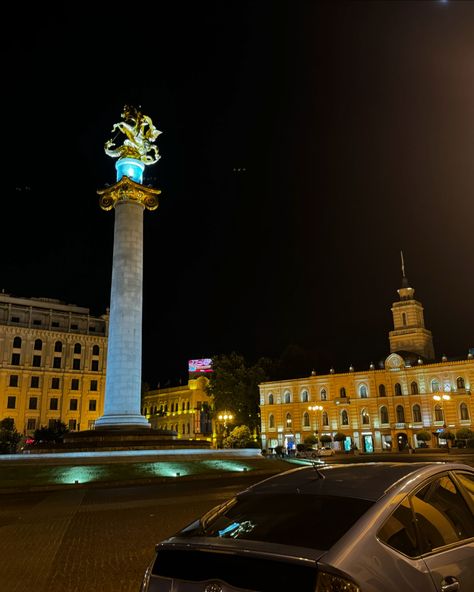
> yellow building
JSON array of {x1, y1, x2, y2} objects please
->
[
  {"x1": 259, "y1": 277, "x2": 473, "y2": 453},
  {"x1": 142, "y1": 376, "x2": 214, "y2": 443},
  {"x1": 0, "y1": 293, "x2": 108, "y2": 434}
]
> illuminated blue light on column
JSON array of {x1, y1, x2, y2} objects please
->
[{"x1": 116, "y1": 158, "x2": 145, "y2": 184}]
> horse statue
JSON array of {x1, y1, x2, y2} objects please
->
[{"x1": 104, "y1": 105, "x2": 162, "y2": 165}]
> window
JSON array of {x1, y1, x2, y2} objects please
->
[
  {"x1": 340, "y1": 387, "x2": 346, "y2": 398},
  {"x1": 50, "y1": 398, "x2": 58, "y2": 410},
  {"x1": 341, "y1": 409, "x2": 349, "y2": 426},
  {"x1": 9, "y1": 375, "x2": 19, "y2": 387},
  {"x1": 269, "y1": 414, "x2": 275, "y2": 429},
  {"x1": 90, "y1": 380, "x2": 98, "y2": 391},
  {"x1": 460, "y1": 403, "x2": 469, "y2": 421},
  {"x1": 412, "y1": 475, "x2": 474, "y2": 553},
  {"x1": 378, "y1": 497, "x2": 419, "y2": 557},
  {"x1": 396, "y1": 405, "x2": 405, "y2": 423},
  {"x1": 182, "y1": 424, "x2": 185, "y2": 434},
  {"x1": 361, "y1": 408, "x2": 370, "y2": 425},
  {"x1": 434, "y1": 405, "x2": 443, "y2": 422},
  {"x1": 92, "y1": 345, "x2": 100, "y2": 355},
  {"x1": 27, "y1": 419, "x2": 36, "y2": 431},
  {"x1": 320, "y1": 388, "x2": 327, "y2": 401},
  {"x1": 380, "y1": 406, "x2": 389, "y2": 424},
  {"x1": 395, "y1": 383, "x2": 402, "y2": 396},
  {"x1": 30, "y1": 376, "x2": 39, "y2": 388},
  {"x1": 34, "y1": 339, "x2": 42, "y2": 351},
  {"x1": 53, "y1": 357, "x2": 61, "y2": 369},
  {"x1": 54, "y1": 341, "x2": 63, "y2": 352},
  {"x1": 74, "y1": 343, "x2": 82, "y2": 354},
  {"x1": 89, "y1": 326, "x2": 96, "y2": 333},
  {"x1": 29, "y1": 397, "x2": 38, "y2": 410},
  {"x1": 11, "y1": 353, "x2": 20, "y2": 365},
  {"x1": 32, "y1": 355, "x2": 41, "y2": 367},
  {"x1": 284, "y1": 392, "x2": 291, "y2": 404},
  {"x1": 411, "y1": 381, "x2": 419, "y2": 394},
  {"x1": 52, "y1": 321, "x2": 59, "y2": 328},
  {"x1": 91, "y1": 360, "x2": 99, "y2": 371},
  {"x1": 322, "y1": 411, "x2": 329, "y2": 426},
  {"x1": 301, "y1": 390, "x2": 309, "y2": 403},
  {"x1": 379, "y1": 384, "x2": 386, "y2": 397},
  {"x1": 49, "y1": 419, "x2": 58, "y2": 429},
  {"x1": 431, "y1": 379, "x2": 440, "y2": 393},
  {"x1": 303, "y1": 412, "x2": 310, "y2": 427},
  {"x1": 51, "y1": 377, "x2": 60, "y2": 389},
  {"x1": 286, "y1": 413, "x2": 292, "y2": 428},
  {"x1": 71, "y1": 379, "x2": 79, "y2": 390},
  {"x1": 359, "y1": 385, "x2": 368, "y2": 398},
  {"x1": 187, "y1": 401, "x2": 190, "y2": 410},
  {"x1": 32, "y1": 319, "x2": 41, "y2": 326},
  {"x1": 70, "y1": 399, "x2": 78, "y2": 411},
  {"x1": 89, "y1": 400, "x2": 97, "y2": 412},
  {"x1": 71, "y1": 324, "x2": 78, "y2": 330},
  {"x1": 457, "y1": 377, "x2": 465, "y2": 390},
  {"x1": 11, "y1": 317, "x2": 20, "y2": 323},
  {"x1": 412, "y1": 404, "x2": 422, "y2": 423},
  {"x1": 182, "y1": 402, "x2": 185, "y2": 411},
  {"x1": 73, "y1": 358, "x2": 81, "y2": 370},
  {"x1": 402, "y1": 312, "x2": 407, "y2": 326},
  {"x1": 187, "y1": 423, "x2": 190, "y2": 434},
  {"x1": 68, "y1": 419, "x2": 77, "y2": 431},
  {"x1": 7, "y1": 396, "x2": 16, "y2": 409},
  {"x1": 171, "y1": 403, "x2": 175, "y2": 412},
  {"x1": 13, "y1": 336, "x2": 22, "y2": 348}
]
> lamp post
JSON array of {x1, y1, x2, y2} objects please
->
[
  {"x1": 433, "y1": 393, "x2": 451, "y2": 427},
  {"x1": 308, "y1": 404, "x2": 324, "y2": 436},
  {"x1": 218, "y1": 412, "x2": 234, "y2": 437}
]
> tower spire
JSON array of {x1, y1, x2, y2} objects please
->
[{"x1": 400, "y1": 250, "x2": 409, "y2": 288}]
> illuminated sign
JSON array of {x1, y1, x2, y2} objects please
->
[{"x1": 188, "y1": 358, "x2": 213, "y2": 373}]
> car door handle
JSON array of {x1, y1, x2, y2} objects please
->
[{"x1": 441, "y1": 576, "x2": 459, "y2": 592}]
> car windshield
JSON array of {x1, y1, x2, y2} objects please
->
[{"x1": 180, "y1": 493, "x2": 374, "y2": 550}]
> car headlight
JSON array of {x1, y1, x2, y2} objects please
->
[{"x1": 316, "y1": 570, "x2": 361, "y2": 592}]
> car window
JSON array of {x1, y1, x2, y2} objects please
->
[
  {"x1": 179, "y1": 493, "x2": 374, "y2": 551},
  {"x1": 455, "y1": 471, "x2": 474, "y2": 504},
  {"x1": 412, "y1": 475, "x2": 474, "y2": 553},
  {"x1": 378, "y1": 497, "x2": 420, "y2": 557}
]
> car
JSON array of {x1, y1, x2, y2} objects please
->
[
  {"x1": 316, "y1": 446, "x2": 335, "y2": 457},
  {"x1": 140, "y1": 462, "x2": 474, "y2": 592}
]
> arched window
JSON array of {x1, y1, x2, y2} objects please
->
[
  {"x1": 322, "y1": 411, "x2": 329, "y2": 426},
  {"x1": 395, "y1": 383, "x2": 402, "y2": 396},
  {"x1": 380, "y1": 406, "x2": 389, "y2": 424},
  {"x1": 268, "y1": 394, "x2": 274, "y2": 405},
  {"x1": 187, "y1": 401, "x2": 190, "y2": 410},
  {"x1": 320, "y1": 388, "x2": 327, "y2": 401},
  {"x1": 187, "y1": 423, "x2": 190, "y2": 434},
  {"x1": 361, "y1": 408, "x2": 370, "y2": 425},
  {"x1": 379, "y1": 384, "x2": 386, "y2": 397},
  {"x1": 171, "y1": 403, "x2": 174, "y2": 412},
  {"x1": 412, "y1": 404, "x2": 421, "y2": 423},
  {"x1": 269, "y1": 414, "x2": 275, "y2": 429},
  {"x1": 341, "y1": 409, "x2": 349, "y2": 426},
  {"x1": 303, "y1": 412, "x2": 310, "y2": 427},
  {"x1": 411, "y1": 381, "x2": 419, "y2": 394},
  {"x1": 284, "y1": 392, "x2": 291, "y2": 404},
  {"x1": 431, "y1": 379, "x2": 440, "y2": 393},
  {"x1": 359, "y1": 385, "x2": 368, "y2": 398},
  {"x1": 396, "y1": 405, "x2": 405, "y2": 423},
  {"x1": 182, "y1": 402, "x2": 185, "y2": 411},
  {"x1": 402, "y1": 312, "x2": 407, "y2": 326},
  {"x1": 286, "y1": 413, "x2": 292, "y2": 428},
  {"x1": 457, "y1": 377, "x2": 465, "y2": 390},
  {"x1": 54, "y1": 340, "x2": 63, "y2": 353},
  {"x1": 92, "y1": 345, "x2": 100, "y2": 355},
  {"x1": 301, "y1": 390, "x2": 309, "y2": 403},
  {"x1": 182, "y1": 424, "x2": 185, "y2": 434},
  {"x1": 460, "y1": 403, "x2": 469, "y2": 421},
  {"x1": 74, "y1": 343, "x2": 82, "y2": 354},
  {"x1": 13, "y1": 336, "x2": 21, "y2": 348},
  {"x1": 340, "y1": 387, "x2": 346, "y2": 398},
  {"x1": 434, "y1": 405, "x2": 443, "y2": 422},
  {"x1": 34, "y1": 339, "x2": 42, "y2": 350}
]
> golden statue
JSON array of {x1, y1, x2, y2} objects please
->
[{"x1": 105, "y1": 105, "x2": 162, "y2": 165}]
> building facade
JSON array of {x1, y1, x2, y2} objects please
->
[
  {"x1": 259, "y1": 279, "x2": 473, "y2": 453},
  {"x1": 0, "y1": 294, "x2": 108, "y2": 434},
  {"x1": 142, "y1": 376, "x2": 214, "y2": 443}
]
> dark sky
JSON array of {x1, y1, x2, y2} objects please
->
[{"x1": 4, "y1": 1, "x2": 474, "y2": 385}]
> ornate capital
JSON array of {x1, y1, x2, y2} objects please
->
[{"x1": 97, "y1": 176, "x2": 161, "y2": 211}]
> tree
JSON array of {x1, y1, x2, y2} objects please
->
[
  {"x1": 207, "y1": 352, "x2": 269, "y2": 432},
  {"x1": 34, "y1": 421, "x2": 68, "y2": 444},
  {"x1": 455, "y1": 428, "x2": 473, "y2": 447},
  {"x1": 320, "y1": 434, "x2": 332, "y2": 445},
  {"x1": 0, "y1": 418, "x2": 22, "y2": 454},
  {"x1": 333, "y1": 432, "x2": 346, "y2": 443},
  {"x1": 223, "y1": 425, "x2": 253, "y2": 448},
  {"x1": 303, "y1": 435, "x2": 318, "y2": 447},
  {"x1": 416, "y1": 431, "x2": 432, "y2": 446}
]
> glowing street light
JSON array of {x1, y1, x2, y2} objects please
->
[
  {"x1": 433, "y1": 393, "x2": 451, "y2": 428},
  {"x1": 218, "y1": 412, "x2": 234, "y2": 435}
]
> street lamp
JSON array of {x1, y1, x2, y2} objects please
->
[
  {"x1": 433, "y1": 393, "x2": 450, "y2": 427},
  {"x1": 308, "y1": 405, "x2": 324, "y2": 431},
  {"x1": 218, "y1": 412, "x2": 234, "y2": 436}
]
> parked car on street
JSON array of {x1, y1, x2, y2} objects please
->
[
  {"x1": 316, "y1": 446, "x2": 335, "y2": 457},
  {"x1": 140, "y1": 462, "x2": 474, "y2": 592}
]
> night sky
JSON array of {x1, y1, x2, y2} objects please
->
[{"x1": 4, "y1": 1, "x2": 474, "y2": 386}]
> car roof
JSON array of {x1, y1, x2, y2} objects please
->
[{"x1": 245, "y1": 462, "x2": 473, "y2": 502}]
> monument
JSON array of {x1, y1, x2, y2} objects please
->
[{"x1": 95, "y1": 106, "x2": 161, "y2": 430}]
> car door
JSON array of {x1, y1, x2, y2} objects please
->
[{"x1": 411, "y1": 473, "x2": 474, "y2": 592}]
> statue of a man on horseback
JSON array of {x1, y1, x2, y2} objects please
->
[{"x1": 105, "y1": 105, "x2": 162, "y2": 165}]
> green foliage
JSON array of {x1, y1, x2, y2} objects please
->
[
  {"x1": 34, "y1": 421, "x2": 68, "y2": 443},
  {"x1": 0, "y1": 418, "x2": 22, "y2": 454},
  {"x1": 416, "y1": 430, "x2": 432, "y2": 442},
  {"x1": 303, "y1": 435, "x2": 318, "y2": 447},
  {"x1": 320, "y1": 434, "x2": 332, "y2": 444},
  {"x1": 456, "y1": 428, "x2": 473, "y2": 441},
  {"x1": 223, "y1": 424, "x2": 253, "y2": 448},
  {"x1": 207, "y1": 352, "x2": 270, "y2": 432},
  {"x1": 439, "y1": 430, "x2": 455, "y2": 441},
  {"x1": 333, "y1": 431, "x2": 346, "y2": 442}
]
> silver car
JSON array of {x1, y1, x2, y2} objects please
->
[{"x1": 140, "y1": 462, "x2": 474, "y2": 592}]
